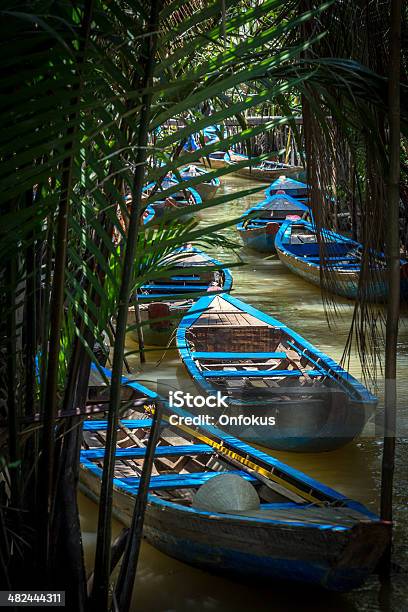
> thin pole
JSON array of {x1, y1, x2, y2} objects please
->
[
  {"x1": 114, "y1": 401, "x2": 163, "y2": 611},
  {"x1": 131, "y1": 294, "x2": 146, "y2": 364},
  {"x1": 380, "y1": 0, "x2": 401, "y2": 576},
  {"x1": 90, "y1": 1, "x2": 162, "y2": 606}
]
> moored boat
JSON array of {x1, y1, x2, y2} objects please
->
[
  {"x1": 80, "y1": 366, "x2": 389, "y2": 592},
  {"x1": 226, "y1": 157, "x2": 303, "y2": 182},
  {"x1": 130, "y1": 246, "x2": 233, "y2": 346},
  {"x1": 176, "y1": 164, "x2": 220, "y2": 200},
  {"x1": 141, "y1": 178, "x2": 203, "y2": 223},
  {"x1": 265, "y1": 175, "x2": 309, "y2": 201},
  {"x1": 237, "y1": 193, "x2": 311, "y2": 253},
  {"x1": 199, "y1": 150, "x2": 229, "y2": 169},
  {"x1": 177, "y1": 292, "x2": 377, "y2": 452},
  {"x1": 275, "y1": 219, "x2": 408, "y2": 301}
]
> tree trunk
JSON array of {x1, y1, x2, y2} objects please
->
[
  {"x1": 380, "y1": 0, "x2": 402, "y2": 576},
  {"x1": 90, "y1": 1, "x2": 162, "y2": 607},
  {"x1": 38, "y1": 0, "x2": 95, "y2": 578}
]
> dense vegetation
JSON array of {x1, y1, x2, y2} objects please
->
[{"x1": 0, "y1": 1, "x2": 406, "y2": 610}]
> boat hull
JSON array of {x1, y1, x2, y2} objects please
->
[
  {"x1": 128, "y1": 303, "x2": 188, "y2": 347},
  {"x1": 199, "y1": 155, "x2": 227, "y2": 169},
  {"x1": 276, "y1": 245, "x2": 388, "y2": 301},
  {"x1": 194, "y1": 181, "x2": 219, "y2": 200},
  {"x1": 177, "y1": 293, "x2": 376, "y2": 452},
  {"x1": 235, "y1": 165, "x2": 303, "y2": 183},
  {"x1": 237, "y1": 222, "x2": 280, "y2": 253},
  {"x1": 80, "y1": 468, "x2": 388, "y2": 592},
  {"x1": 187, "y1": 393, "x2": 372, "y2": 452}
]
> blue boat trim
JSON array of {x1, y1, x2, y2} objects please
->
[
  {"x1": 87, "y1": 364, "x2": 376, "y2": 512},
  {"x1": 83, "y1": 418, "x2": 154, "y2": 431},
  {"x1": 81, "y1": 454, "x2": 355, "y2": 531},
  {"x1": 118, "y1": 470, "x2": 257, "y2": 490}
]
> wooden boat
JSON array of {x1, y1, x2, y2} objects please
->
[
  {"x1": 176, "y1": 164, "x2": 220, "y2": 200},
  {"x1": 236, "y1": 194, "x2": 311, "y2": 253},
  {"x1": 130, "y1": 246, "x2": 233, "y2": 346},
  {"x1": 80, "y1": 366, "x2": 389, "y2": 592},
  {"x1": 227, "y1": 150, "x2": 249, "y2": 164},
  {"x1": 265, "y1": 175, "x2": 309, "y2": 202},
  {"x1": 199, "y1": 150, "x2": 229, "y2": 169},
  {"x1": 227, "y1": 157, "x2": 303, "y2": 183},
  {"x1": 177, "y1": 292, "x2": 377, "y2": 452},
  {"x1": 141, "y1": 178, "x2": 202, "y2": 223},
  {"x1": 275, "y1": 219, "x2": 408, "y2": 301}
]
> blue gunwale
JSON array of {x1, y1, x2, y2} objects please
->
[
  {"x1": 274, "y1": 219, "x2": 361, "y2": 272},
  {"x1": 85, "y1": 364, "x2": 377, "y2": 521},
  {"x1": 275, "y1": 219, "x2": 408, "y2": 272},
  {"x1": 176, "y1": 292, "x2": 377, "y2": 408},
  {"x1": 80, "y1": 366, "x2": 388, "y2": 591}
]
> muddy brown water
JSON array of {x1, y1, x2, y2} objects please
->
[{"x1": 79, "y1": 175, "x2": 408, "y2": 611}]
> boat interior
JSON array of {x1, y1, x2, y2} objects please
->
[
  {"x1": 247, "y1": 197, "x2": 308, "y2": 223},
  {"x1": 82, "y1": 390, "x2": 367, "y2": 526},
  {"x1": 185, "y1": 297, "x2": 346, "y2": 403},
  {"x1": 260, "y1": 160, "x2": 295, "y2": 170},
  {"x1": 141, "y1": 181, "x2": 196, "y2": 212},
  {"x1": 180, "y1": 166, "x2": 213, "y2": 184},
  {"x1": 139, "y1": 251, "x2": 225, "y2": 297},
  {"x1": 284, "y1": 224, "x2": 364, "y2": 263}
]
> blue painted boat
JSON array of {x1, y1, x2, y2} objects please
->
[
  {"x1": 177, "y1": 292, "x2": 377, "y2": 452},
  {"x1": 142, "y1": 177, "x2": 203, "y2": 222},
  {"x1": 199, "y1": 150, "x2": 229, "y2": 169},
  {"x1": 132, "y1": 246, "x2": 233, "y2": 346},
  {"x1": 80, "y1": 365, "x2": 388, "y2": 592},
  {"x1": 265, "y1": 175, "x2": 309, "y2": 201},
  {"x1": 275, "y1": 219, "x2": 408, "y2": 301},
  {"x1": 226, "y1": 154, "x2": 303, "y2": 182},
  {"x1": 175, "y1": 164, "x2": 220, "y2": 200},
  {"x1": 236, "y1": 194, "x2": 311, "y2": 253}
]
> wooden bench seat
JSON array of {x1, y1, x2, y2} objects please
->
[
  {"x1": 118, "y1": 470, "x2": 257, "y2": 491},
  {"x1": 81, "y1": 443, "x2": 213, "y2": 461},
  {"x1": 203, "y1": 369, "x2": 322, "y2": 379},
  {"x1": 192, "y1": 351, "x2": 286, "y2": 360}
]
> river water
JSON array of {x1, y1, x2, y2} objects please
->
[{"x1": 79, "y1": 175, "x2": 408, "y2": 611}]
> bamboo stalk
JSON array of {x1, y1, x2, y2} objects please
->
[
  {"x1": 114, "y1": 401, "x2": 163, "y2": 611},
  {"x1": 131, "y1": 294, "x2": 146, "y2": 364},
  {"x1": 23, "y1": 189, "x2": 36, "y2": 418},
  {"x1": 38, "y1": 0, "x2": 95, "y2": 576},
  {"x1": 380, "y1": 0, "x2": 402, "y2": 576},
  {"x1": 87, "y1": 529, "x2": 130, "y2": 596},
  {"x1": 90, "y1": 1, "x2": 162, "y2": 607},
  {"x1": 5, "y1": 233, "x2": 20, "y2": 511}
]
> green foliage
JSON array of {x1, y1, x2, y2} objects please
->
[{"x1": 1, "y1": 0, "x2": 403, "y2": 607}]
